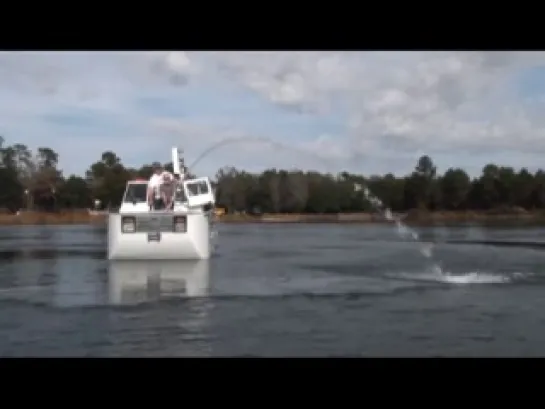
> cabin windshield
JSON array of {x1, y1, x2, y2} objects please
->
[
  {"x1": 123, "y1": 183, "x2": 148, "y2": 203},
  {"x1": 123, "y1": 181, "x2": 190, "y2": 205}
]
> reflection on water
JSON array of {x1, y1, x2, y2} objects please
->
[
  {"x1": 0, "y1": 223, "x2": 211, "y2": 310},
  {"x1": 108, "y1": 260, "x2": 210, "y2": 305},
  {"x1": 106, "y1": 260, "x2": 214, "y2": 356}
]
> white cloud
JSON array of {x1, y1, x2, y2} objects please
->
[{"x1": 0, "y1": 51, "x2": 545, "y2": 177}]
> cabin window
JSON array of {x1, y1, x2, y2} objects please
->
[
  {"x1": 186, "y1": 181, "x2": 209, "y2": 196},
  {"x1": 123, "y1": 184, "x2": 148, "y2": 203}
]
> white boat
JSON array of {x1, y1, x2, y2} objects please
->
[
  {"x1": 107, "y1": 147, "x2": 216, "y2": 260},
  {"x1": 108, "y1": 260, "x2": 210, "y2": 305}
]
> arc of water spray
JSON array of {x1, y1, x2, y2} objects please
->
[
  {"x1": 187, "y1": 136, "x2": 338, "y2": 172},
  {"x1": 188, "y1": 136, "x2": 444, "y2": 275}
]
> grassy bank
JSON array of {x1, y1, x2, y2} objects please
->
[{"x1": 1, "y1": 209, "x2": 545, "y2": 226}]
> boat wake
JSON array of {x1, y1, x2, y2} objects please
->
[{"x1": 438, "y1": 272, "x2": 513, "y2": 284}]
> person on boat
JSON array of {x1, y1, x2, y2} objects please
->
[
  {"x1": 147, "y1": 163, "x2": 161, "y2": 210},
  {"x1": 159, "y1": 171, "x2": 176, "y2": 210},
  {"x1": 147, "y1": 163, "x2": 166, "y2": 210},
  {"x1": 148, "y1": 162, "x2": 177, "y2": 210}
]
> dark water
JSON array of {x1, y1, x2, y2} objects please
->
[{"x1": 1, "y1": 222, "x2": 545, "y2": 357}]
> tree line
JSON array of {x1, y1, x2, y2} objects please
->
[{"x1": 1, "y1": 136, "x2": 545, "y2": 214}]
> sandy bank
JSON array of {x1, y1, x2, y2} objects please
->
[
  {"x1": 219, "y1": 209, "x2": 545, "y2": 225},
  {"x1": 0, "y1": 210, "x2": 106, "y2": 226}
]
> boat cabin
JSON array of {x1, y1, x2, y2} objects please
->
[{"x1": 119, "y1": 177, "x2": 215, "y2": 213}]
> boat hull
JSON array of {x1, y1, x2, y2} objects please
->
[{"x1": 107, "y1": 211, "x2": 212, "y2": 260}]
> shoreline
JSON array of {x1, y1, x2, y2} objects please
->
[
  {"x1": 1, "y1": 210, "x2": 545, "y2": 226},
  {"x1": 218, "y1": 211, "x2": 545, "y2": 226}
]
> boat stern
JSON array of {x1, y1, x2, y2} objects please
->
[{"x1": 107, "y1": 211, "x2": 212, "y2": 260}]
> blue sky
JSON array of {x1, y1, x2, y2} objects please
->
[{"x1": 1, "y1": 51, "x2": 545, "y2": 179}]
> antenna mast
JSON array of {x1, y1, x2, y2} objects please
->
[{"x1": 171, "y1": 147, "x2": 186, "y2": 179}]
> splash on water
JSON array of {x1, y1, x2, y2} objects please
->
[
  {"x1": 388, "y1": 270, "x2": 528, "y2": 285},
  {"x1": 439, "y1": 272, "x2": 510, "y2": 284}
]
